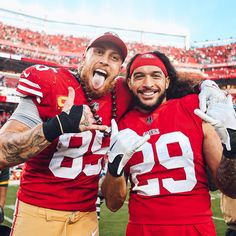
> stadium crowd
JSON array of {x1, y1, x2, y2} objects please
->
[{"x1": 1, "y1": 22, "x2": 236, "y2": 80}]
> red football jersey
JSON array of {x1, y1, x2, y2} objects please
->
[
  {"x1": 119, "y1": 94, "x2": 213, "y2": 225},
  {"x1": 16, "y1": 65, "x2": 130, "y2": 211}
]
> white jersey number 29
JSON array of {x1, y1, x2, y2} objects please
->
[{"x1": 131, "y1": 131, "x2": 197, "y2": 196}]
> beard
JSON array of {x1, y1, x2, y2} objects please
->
[
  {"x1": 131, "y1": 91, "x2": 167, "y2": 112},
  {"x1": 81, "y1": 76, "x2": 115, "y2": 98},
  {"x1": 79, "y1": 67, "x2": 115, "y2": 99}
]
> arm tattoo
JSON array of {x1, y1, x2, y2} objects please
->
[
  {"x1": 79, "y1": 109, "x2": 91, "y2": 131},
  {"x1": 1, "y1": 124, "x2": 50, "y2": 165},
  {"x1": 216, "y1": 156, "x2": 236, "y2": 198}
]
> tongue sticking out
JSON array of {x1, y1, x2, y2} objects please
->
[{"x1": 92, "y1": 73, "x2": 105, "y2": 90}]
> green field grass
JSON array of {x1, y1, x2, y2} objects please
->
[{"x1": 3, "y1": 185, "x2": 227, "y2": 236}]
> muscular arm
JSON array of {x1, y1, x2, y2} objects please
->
[
  {"x1": 0, "y1": 120, "x2": 50, "y2": 169},
  {"x1": 202, "y1": 122, "x2": 222, "y2": 182},
  {"x1": 203, "y1": 122, "x2": 236, "y2": 198},
  {"x1": 101, "y1": 172, "x2": 128, "y2": 212},
  {"x1": 0, "y1": 86, "x2": 110, "y2": 169},
  {"x1": 216, "y1": 157, "x2": 236, "y2": 198}
]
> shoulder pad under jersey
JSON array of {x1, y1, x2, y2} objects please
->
[{"x1": 180, "y1": 93, "x2": 199, "y2": 111}]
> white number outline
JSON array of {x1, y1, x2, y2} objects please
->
[
  {"x1": 35, "y1": 64, "x2": 57, "y2": 73},
  {"x1": 130, "y1": 131, "x2": 197, "y2": 196},
  {"x1": 49, "y1": 131, "x2": 107, "y2": 179}
]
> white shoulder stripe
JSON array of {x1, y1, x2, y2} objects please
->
[
  {"x1": 19, "y1": 78, "x2": 41, "y2": 89},
  {"x1": 17, "y1": 84, "x2": 43, "y2": 97}
]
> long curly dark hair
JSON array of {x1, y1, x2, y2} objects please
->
[{"x1": 125, "y1": 51, "x2": 198, "y2": 100}]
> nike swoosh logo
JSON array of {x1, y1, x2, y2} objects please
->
[{"x1": 110, "y1": 140, "x2": 117, "y2": 151}]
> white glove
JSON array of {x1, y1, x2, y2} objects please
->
[
  {"x1": 198, "y1": 80, "x2": 227, "y2": 112},
  {"x1": 108, "y1": 119, "x2": 150, "y2": 177},
  {"x1": 194, "y1": 95, "x2": 236, "y2": 150}
]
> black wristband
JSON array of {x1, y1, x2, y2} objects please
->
[
  {"x1": 43, "y1": 116, "x2": 62, "y2": 142},
  {"x1": 60, "y1": 106, "x2": 83, "y2": 133},
  {"x1": 108, "y1": 154, "x2": 124, "y2": 177},
  {"x1": 43, "y1": 105, "x2": 83, "y2": 142},
  {"x1": 223, "y1": 128, "x2": 236, "y2": 159}
]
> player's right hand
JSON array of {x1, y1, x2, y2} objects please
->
[
  {"x1": 198, "y1": 80, "x2": 227, "y2": 112},
  {"x1": 107, "y1": 119, "x2": 150, "y2": 177},
  {"x1": 194, "y1": 95, "x2": 236, "y2": 151},
  {"x1": 43, "y1": 87, "x2": 108, "y2": 142}
]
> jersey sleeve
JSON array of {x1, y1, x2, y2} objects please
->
[
  {"x1": 180, "y1": 94, "x2": 200, "y2": 115},
  {"x1": 179, "y1": 94, "x2": 203, "y2": 127},
  {"x1": 15, "y1": 65, "x2": 65, "y2": 121},
  {"x1": 16, "y1": 65, "x2": 57, "y2": 101},
  {"x1": 115, "y1": 77, "x2": 132, "y2": 121}
]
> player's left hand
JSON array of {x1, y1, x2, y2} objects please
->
[
  {"x1": 43, "y1": 87, "x2": 108, "y2": 142},
  {"x1": 198, "y1": 80, "x2": 227, "y2": 112},
  {"x1": 107, "y1": 119, "x2": 150, "y2": 177},
  {"x1": 194, "y1": 94, "x2": 236, "y2": 151}
]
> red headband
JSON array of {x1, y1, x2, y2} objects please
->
[{"x1": 130, "y1": 53, "x2": 168, "y2": 77}]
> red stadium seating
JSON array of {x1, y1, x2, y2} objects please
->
[{"x1": 0, "y1": 21, "x2": 236, "y2": 81}]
